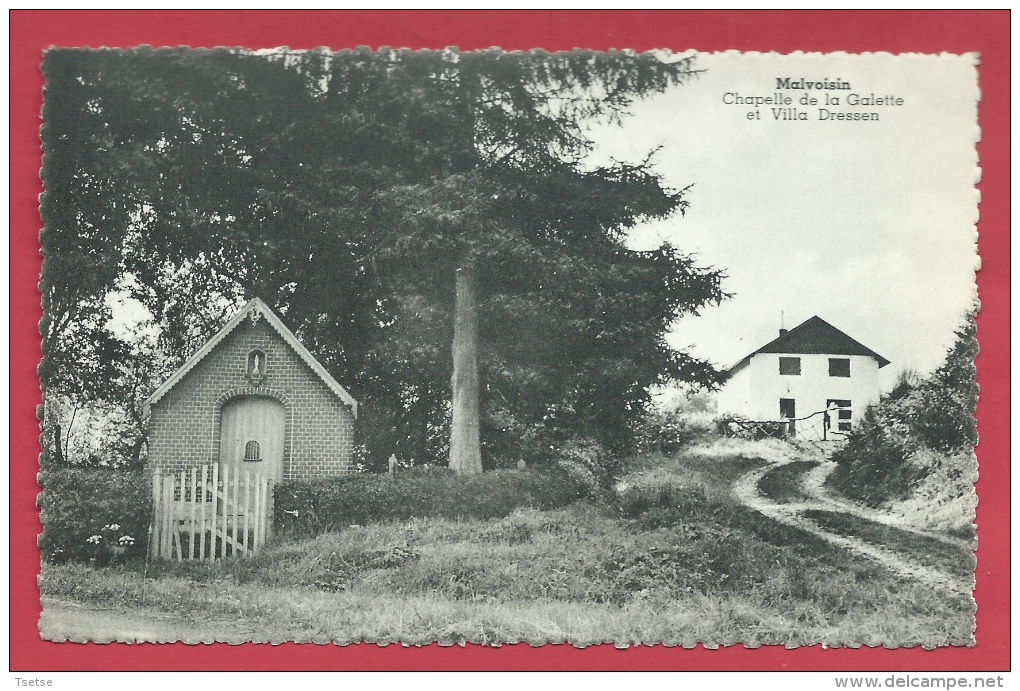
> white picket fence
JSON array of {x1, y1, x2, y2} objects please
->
[{"x1": 150, "y1": 464, "x2": 272, "y2": 561}]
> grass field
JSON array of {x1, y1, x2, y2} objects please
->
[{"x1": 40, "y1": 444, "x2": 975, "y2": 647}]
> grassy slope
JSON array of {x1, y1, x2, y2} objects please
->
[{"x1": 41, "y1": 445, "x2": 975, "y2": 647}]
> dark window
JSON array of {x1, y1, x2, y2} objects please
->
[
  {"x1": 779, "y1": 357, "x2": 801, "y2": 376},
  {"x1": 827, "y1": 399, "x2": 853, "y2": 431},
  {"x1": 779, "y1": 398, "x2": 796, "y2": 419},
  {"x1": 244, "y1": 440, "x2": 261, "y2": 462},
  {"x1": 828, "y1": 358, "x2": 851, "y2": 377}
]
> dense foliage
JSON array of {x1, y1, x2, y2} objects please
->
[
  {"x1": 274, "y1": 466, "x2": 590, "y2": 537},
  {"x1": 828, "y1": 313, "x2": 978, "y2": 506},
  {"x1": 41, "y1": 48, "x2": 724, "y2": 475},
  {"x1": 38, "y1": 468, "x2": 152, "y2": 563},
  {"x1": 41, "y1": 446, "x2": 974, "y2": 647},
  {"x1": 634, "y1": 392, "x2": 717, "y2": 454}
]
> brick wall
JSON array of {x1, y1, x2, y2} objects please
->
[{"x1": 147, "y1": 317, "x2": 356, "y2": 482}]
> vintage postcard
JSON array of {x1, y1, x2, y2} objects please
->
[{"x1": 36, "y1": 47, "x2": 981, "y2": 651}]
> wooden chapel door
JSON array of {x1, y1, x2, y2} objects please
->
[{"x1": 219, "y1": 396, "x2": 286, "y2": 483}]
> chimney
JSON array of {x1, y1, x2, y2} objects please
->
[
  {"x1": 779, "y1": 311, "x2": 787, "y2": 337},
  {"x1": 779, "y1": 328, "x2": 789, "y2": 337}
]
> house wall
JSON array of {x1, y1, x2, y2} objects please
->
[
  {"x1": 147, "y1": 317, "x2": 356, "y2": 482},
  {"x1": 718, "y1": 352, "x2": 881, "y2": 439}
]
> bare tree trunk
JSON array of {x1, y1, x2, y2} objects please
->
[
  {"x1": 52, "y1": 424, "x2": 65, "y2": 466},
  {"x1": 449, "y1": 266, "x2": 482, "y2": 474},
  {"x1": 64, "y1": 405, "x2": 78, "y2": 464},
  {"x1": 129, "y1": 435, "x2": 146, "y2": 469}
]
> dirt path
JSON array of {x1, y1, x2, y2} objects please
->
[
  {"x1": 798, "y1": 460, "x2": 974, "y2": 550},
  {"x1": 39, "y1": 598, "x2": 260, "y2": 643},
  {"x1": 732, "y1": 458, "x2": 973, "y2": 597}
]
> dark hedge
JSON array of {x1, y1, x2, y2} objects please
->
[
  {"x1": 38, "y1": 468, "x2": 152, "y2": 563},
  {"x1": 274, "y1": 466, "x2": 590, "y2": 537}
]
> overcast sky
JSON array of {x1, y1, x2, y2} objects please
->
[{"x1": 590, "y1": 51, "x2": 980, "y2": 391}]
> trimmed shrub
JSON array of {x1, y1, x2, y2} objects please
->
[
  {"x1": 38, "y1": 468, "x2": 152, "y2": 563},
  {"x1": 274, "y1": 466, "x2": 590, "y2": 537}
]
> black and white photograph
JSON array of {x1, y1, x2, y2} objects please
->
[{"x1": 37, "y1": 46, "x2": 980, "y2": 649}]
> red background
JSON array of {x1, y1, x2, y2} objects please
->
[{"x1": 10, "y1": 10, "x2": 1010, "y2": 671}]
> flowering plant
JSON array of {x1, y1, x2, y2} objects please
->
[{"x1": 85, "y1": 523, "x2": 136, "y2": 560}]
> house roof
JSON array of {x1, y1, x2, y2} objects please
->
[
  {"x1": 728, "y1": 315, "x2": 890, "y2": 374},
  {"x1": 144, "y1": 298, "x2": 358, "y2": 417}
]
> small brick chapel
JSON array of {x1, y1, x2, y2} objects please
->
[{"x1": 144, "y1": 298, "x2": 358, "y2": 483}]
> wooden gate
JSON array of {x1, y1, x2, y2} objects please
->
[{"x1": 150, "y1": 464, "x2": 272, "y2": 561}]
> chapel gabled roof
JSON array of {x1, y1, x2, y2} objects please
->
[
  {"x1": 728, "y1": 315, "x2": 890, "y2": 374},
  {"x1": 144, "y1": 298, "x2": 358, "y2": 416}
]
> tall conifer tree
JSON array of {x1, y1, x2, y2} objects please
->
[{"x1": 42, "y1": 48, "x2": 724, "y2": 474}]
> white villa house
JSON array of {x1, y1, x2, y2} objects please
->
[{"x1": 717, "y1": 316, "x2": 890, "y2": 440}]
